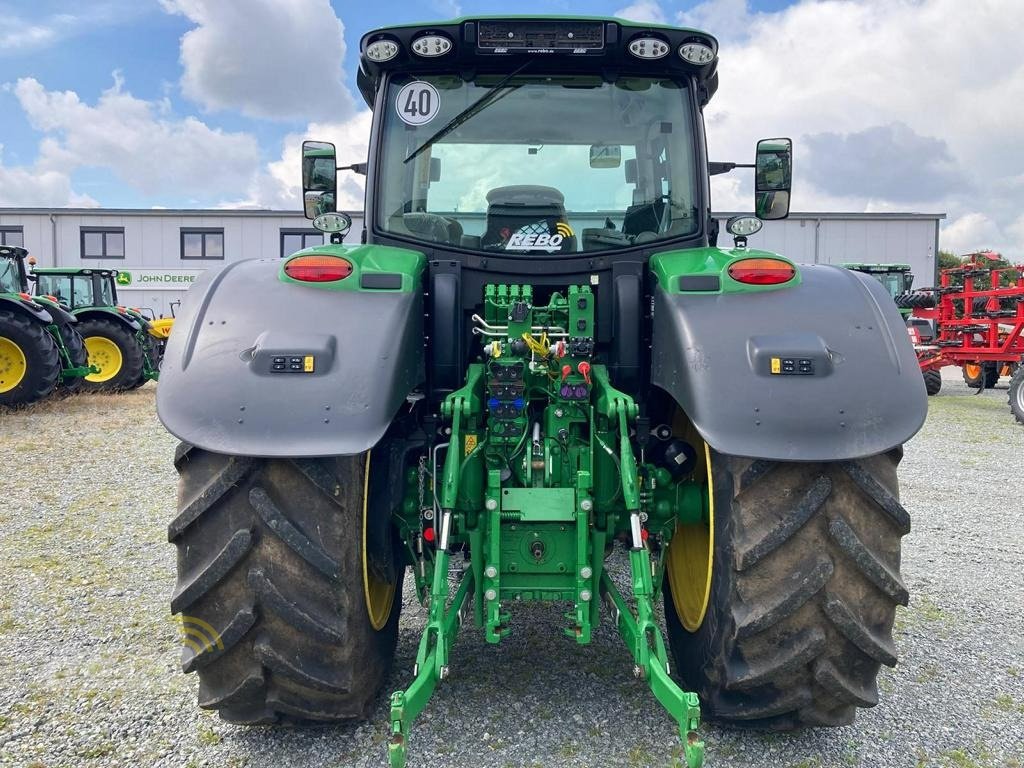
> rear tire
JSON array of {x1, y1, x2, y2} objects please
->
[
  {"x1": 170, "y1": 445, "x2": 403, "y2": 723},
  {"x1": 0, "y1": 310, "x2": 61, "y2": 407},
  {"x1": 922, "y1": 369, "x2": 942, "y2": 396},
  {"x1": 962, "y1": 363, "x2": 999, "y2": 389},
  {"x1": 1009, "y1": 365, "x2": 1024, "y2": 425},
  {"x1": 665, "y1": 450, "x2": 908, "y2": 729},
  {"x1": 78, "y1": 318, "x2": 144, "y2": 392}
]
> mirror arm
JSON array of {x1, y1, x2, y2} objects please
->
[
  {"x1": 339, "y1": 162, "x2": 368, "y2": 176},
  {"x1": 709, "y1": 161, "x2": 754, "y2": 176}
]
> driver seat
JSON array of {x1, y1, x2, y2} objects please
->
[{"x1": 481, "y1": 185, "x2": 576, "y2": 253}]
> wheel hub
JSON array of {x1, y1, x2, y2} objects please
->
[
  {"x1": 83, "y1": 336, "x2": 123, "y2": 383},
  {"x1": 0, "y1": 336, "x2": 28, "y2": 393}
]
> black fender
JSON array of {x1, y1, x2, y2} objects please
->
[
  {"x1": 74, "y1": 307, "x2": 142, "y2": 332},
  {"x1": 651, "y1": 265, "x2": 927, "y2": 461},
  {"x1": 31, "y1": 297, "x2": 77, "y2": 325},
  {"x1": 0, "y1": 294, "x2": 53, "y2": 324},
  {"x1": 156, "y1": 258, "x2": 425, "y2": 458}
]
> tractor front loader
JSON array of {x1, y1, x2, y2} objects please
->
[
  {"x1": 157, "y1": 16, "x2": 926, "y2": 768},
  {"x1": 31, "y1": 267, "x2": 165, "y2": 391}
]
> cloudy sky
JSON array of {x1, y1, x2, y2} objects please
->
[{"x1": 0, "y1": 0, "x2": 1021, "y2": 256}]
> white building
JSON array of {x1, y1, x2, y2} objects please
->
[{"x1": 0, "y1": 207, "x2": 943, "y2": 317}]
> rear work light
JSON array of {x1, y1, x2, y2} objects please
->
[
  {"x1": 728, "y1": 258, "x2": 796, "y2": 286},
  {"x1": 628, "y1": 37, "x2": 670, "y2": 59},
  {"x1": 285, "y1": 255, "x2": 354, "y2": 283},
  {"x1": 679, "y1": 41, "x2": 715, "y2": 65},
  {"x1": 366, "y1": 39, "x2": 399, "y2": 62},
  {"x1": 412, "y1": 34, "x2": 452, "y2": 57}
]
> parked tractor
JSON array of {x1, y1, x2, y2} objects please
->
[
  {"x1": 157, "y1": 16, "x2": 926, "y2": 768},
  {"x1": 0, "y1": 246, "x2": 93, "y2": 406},
  {"x1": 31, "y1": 267, "x2": 166, "y2": 391},
  {"x1": 843, "y1": 263, "x2": 915, "y2": 316}
]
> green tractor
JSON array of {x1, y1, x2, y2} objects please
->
[
  {"x1": 30, "y1": 267, "x2": 166, "y2": 391},
  {"x1": 157, "y1": 16, "x2": 926, "y2": 768},
  {"x1": 0, "y1": 246, "x2": 93, "y2": 406},
  {"x1": 842, "y1": 263, "x2": 915, "y2": 317}
]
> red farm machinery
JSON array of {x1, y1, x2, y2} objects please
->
[{"x1": 903, "y1": 251, "x2": 1024, "y2": 423}]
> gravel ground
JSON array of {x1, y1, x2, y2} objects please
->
[{"x1": 1, "y1": 371, "x2": 1022, "y2": 768}]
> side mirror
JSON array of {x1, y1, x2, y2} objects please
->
[
  {"x1": 430, "y1": 157, "x2": 442, "y2": 183},
  {"x1": 754, "y1": 137, "x2": 792, "y2": 221},
  {"x1": 302, "y1": 141, "x2": 337, "y2": 220}
]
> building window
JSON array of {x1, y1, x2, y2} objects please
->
[
  {"x1": 181, "y1": 228, "x2": 225, "y2": 260},
  {"x1": 81, "y1": 227, "x2": 125, "y2": 259},
  {"x1": 281, "y1": 229, "x2": 324, "y2": 258},
  {"x1": 0, "y1": 227, "x2": 24, "y2": 247}
]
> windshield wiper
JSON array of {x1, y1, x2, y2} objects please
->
[{"x1": 404, "y1": 60, "x2": 532, "y2": 165}]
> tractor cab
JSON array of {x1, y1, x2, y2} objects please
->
[
  {"x1": 0, "y1": 246, "x2": 31, "y2": 295},
  {"x1": 31, "y1": 267, "x2": 119, "y2": 311},
  {"x1": 841, "y1": 262, "x2": 914, "y2": 299},
  {"x1": 301, "y1": 17, "x2": 793, "y2": 398}
]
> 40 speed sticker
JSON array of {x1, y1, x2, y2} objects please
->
[{"x1": 396, "y1": 82, "x2": 440, "y2": 126}]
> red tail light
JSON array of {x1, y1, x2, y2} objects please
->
[
  {"x1": 728, "y1": 258, "x2": 796, "y2": 285},
  {"x1": 18, "y1": 292, "x2": 32, "y2": 301},
  {"x1": 285, "y1": 255, "x2": 354, "y2": 283}
]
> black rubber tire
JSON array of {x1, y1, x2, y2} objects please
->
[
  {"x1": 77, "y1": 318, "x2": 145, "y2": 392},
  {"x1": 664, "y1": 449, "x2": 909, "y2": 729},
  {"x1": 922, "y1": 369, "x2": 942, "y2": 396},
  {"x1": 56, "y1": 325, "x2": 89, "y2": 391},
  {"x1": 1009, "y1": 365, "x2": 1024, "y2": 426},
  {"x1": 170, "y1": 444, "x2": 403, "y2": 724},
  {"x1": 0, "y1": 310, "x2": 61, "y2": 407},
  {"x1": 895, "y1": 292, "x2": 935, "y2": 309},
  {"x1": 962, "y1": 363, "x2": 999, "y2": 389}
]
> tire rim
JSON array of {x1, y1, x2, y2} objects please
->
[
  {"x1": 1016, "y1": 378, "x2": 1024, "y2": 414},
  {"x1": 964, "y1": 363, "x2": 982, "y2": 381},
  {"x1": 363, "y1": 449, "x2": 397, "y2": 631},
  {"x1": 666, "y1": 441, "x2": 715, "y2": 632},
  {"x1": 83, "y1": 336, "x2": 123, "y2": 383},
  {"x1": 0, "y1": 336, "x2": 27, "y2": 393}
]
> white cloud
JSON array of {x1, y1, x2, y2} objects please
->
[
  {"x1": 431, "y1": 0, "x2": 463, "y2": 16},
  {"x1": 13, "y1": 74, "x2": 261, "y2": 200},
  {"x1": 0, "y1": 149, "x2": 97, "y2": 208},
  {"x1": 677, "y1": 0, "x2": 754, "y2": 36},
  {"x1": 236, "y1": 111, "x2": 373, "y2": 210},
  {"x1": 691, "y1": 0, "x2": 1024, "y2": 258},
  {"x1": 0, "y1": 4, "x2": 149, "y2": 55},
  {"x1": 160, "y1": 0, "x2": 355, "y2": 122},
  {"x1": 940, "y1": 213, "x2": 1007, "y2": 256},
  {"x1": 615, "y1": 1, "x2": 667, "y2": 24}
]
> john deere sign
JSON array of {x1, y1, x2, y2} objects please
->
[{"x1": 115, "y1": 268, "x2": 205, "y2": 290}]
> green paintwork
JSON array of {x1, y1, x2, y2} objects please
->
[
  {"x1": 278, "y1": 243, "x2": 426, "y2": 292},
  {"x1": 32, "y1": 268, "x2": 162, "y2": 382},
  {"x1": 650, "y1": 246, "x2": 802, "y2": 294},
  {"x1": 0, "y1": 251, "x2": 95, "y2": 382},
  {"x1": 841, "y1": 263, "x2": 915, "y2": 317},
  {"x1": 388, "y1": 284, "x2": 707, "y2": 768}
]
